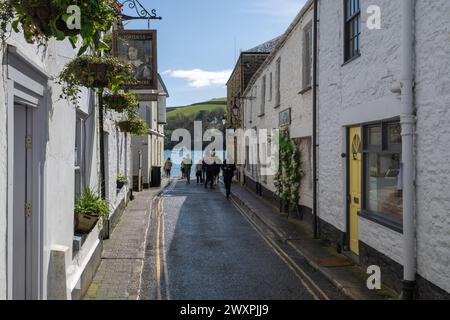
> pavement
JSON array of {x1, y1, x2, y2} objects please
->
[
  {"x1": 83, "y1": 179, "x2": 169, "y2": 300},
  {"x1": 84, "y1": 175, "x2": 398, "y2": 300},
  {"x1": 140, "y1": 179, "x2": 347, "y2": 300},
  {"x1": 229, "y1": 181, "x2": 400, "y2": 300}
]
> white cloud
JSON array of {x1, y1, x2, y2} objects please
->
[
  {"x1": 163, "y1": 69, "x2": 232, "y2": 88},
  {"x1": 245, "y1": 0, "x2": 307, "y2": 19}
]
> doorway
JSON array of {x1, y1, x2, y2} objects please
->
[
  {"x1": 12, "y1": 104, "x2": 34, "y2": 299},
  {"x1": 348, "y1": 126, "x2": 362, "y2": 255}
]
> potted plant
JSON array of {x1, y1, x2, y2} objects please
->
[
  {"x1": 104, "y1": 92, "x2": 139, "y2": 113},
  {"x1": 1, "y1": 0, "x2": 121, "y2": 53},
  {"x1": 116, "y1": 175, "x2": 128, "y2": 189},
  {"x1": 58, "y1": 55, "x2": 135, "y2": 106},
  {"x1": 74, "y1": 188, "x2": 109, "y2": 234},
  {"x1": 116, "y1": 113, "x2": 149, "y2": 136}
]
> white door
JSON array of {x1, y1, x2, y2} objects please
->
[{"x1": 13, "y1": 104, "x2": 33, "y2": 299}]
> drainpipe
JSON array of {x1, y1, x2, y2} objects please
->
[
  {"x1": 400, "y1": 0, "x2": 416, "y2": 300},
  {"x1": 312, "y1": 0, "x2": 319, "y2": 239}
]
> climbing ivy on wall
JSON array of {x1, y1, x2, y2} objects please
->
[{"x1": 274, "y1": 128, "x2": 304, "y2": 212}]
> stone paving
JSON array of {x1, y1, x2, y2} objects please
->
[{"x1": 84, "y1": 179, "x2": 169, "y2": 300}]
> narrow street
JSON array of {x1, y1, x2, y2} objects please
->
[{"x1": 140, "y1": 180, "x2": 346, "y2": 300}]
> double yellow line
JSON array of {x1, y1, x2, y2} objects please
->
[
  {"x1": 231, "y1": 198, "x2": 330, "y2": 300},
  {"x1": 155, "y1": 196, "x2": 171, "y2": 300}
]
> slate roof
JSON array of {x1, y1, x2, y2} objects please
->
[
  {"x1": 158, "y1": 73, "x2": 170, "y2": 97},
  {"x1": 244, "y1": 36, "x2": 282, "y2": 54}
]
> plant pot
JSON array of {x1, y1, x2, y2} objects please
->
[
  {"x1": 117, "y1": 181, "x2": 125, "y2": 189},
  {"x1": 22, "y1": 0, "x2": 79, "y2": 36},
  {"x1": 74, "y1": 212, "x2": 100, "y2": 234}
]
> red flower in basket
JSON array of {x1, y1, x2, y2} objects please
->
[
  {"x1": 117, "y1": 2, "x2": 124, "y2": 11},
  {"x1": 116, "y1": 104, "x2": 124, "y2": 112}
]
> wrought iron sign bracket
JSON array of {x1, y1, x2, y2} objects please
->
[{"x1": 120, "y1": 0, "x2": 162, "y2": 21}]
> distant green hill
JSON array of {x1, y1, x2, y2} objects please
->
[
  {"x1": 167, "y1": 98, "x2": 226, "y2": 119},
  {"x1": 165, "y1": 98, "x2": 227, "y2": 150}
]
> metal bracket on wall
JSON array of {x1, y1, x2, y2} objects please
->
[{"x1": 120, "y1": 0, "x2": 162, "y2": 21}]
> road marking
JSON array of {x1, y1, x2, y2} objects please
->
[
  {"x1": 231, "y1": 198, "x2": 330, "y2": 300},
  {"x1": 159, "y1": 197, "x2": 171, "y2": 300},
  {"x1": 155, "y1": 198, "x2": 162, "y2": 301}
]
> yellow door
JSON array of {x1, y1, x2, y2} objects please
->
[{"x1": 349, "y1": 127, "x2": 362, "y2": 255}]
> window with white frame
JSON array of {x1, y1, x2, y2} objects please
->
[
  {"x1": 269, "y1": 72, "x2": 273, "y2": 101},
  {"x1": 275, "y1": 57, "x2": 281, "y2": 107},
  {"x1": 344, "y1": 0, "x2": 361, "y2": 62},
  {"x1": 303, "y1": 23, "x2": 313, "y2": 89},
  {"x1": 260, "y1": 75, "x2": 266, "y2": 116}
]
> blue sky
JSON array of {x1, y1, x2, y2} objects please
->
[{"x1": 122, "y1": 0, "x2": 306, "y2": 107}]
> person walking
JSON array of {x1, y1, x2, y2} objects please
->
[
  {"x1": 222, "y1": 160, "x2": 236, "y2": 199},
  {"x1": 196, "y1": 160, "x2": 203, "y2": 184},
  {"x1": 203, "y1": 152, "x2": 215, "y2": 189},
  {"x1": 202, "y1": 159, "x2": 207, "y2": 183},
  {"x1": 182, "y1": 154, "x2": 192, "y2": 184},
  {"x1": 164, "y1": 158, "x2": 173, "y2": 178}
]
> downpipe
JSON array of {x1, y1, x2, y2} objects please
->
[
  {"x1": 399, "y1": 0, "x2": 416, "y2": 300},
  {"x1": 312, "y1": 0, "x2": 319, "y2": 239}
]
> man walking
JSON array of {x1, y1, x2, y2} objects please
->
[
  {"x1": 203, "y1": 151, "x2": 215, "y2": 189},
  {"x1": 182, "y1": 154, "x2": 192, "y2": 184},
  {"x1": 196, "y1": 160, "x2": 203, "y2": 184},
  {"x1": 222, "y1": 160, "x2": 236, "y2": 199}
]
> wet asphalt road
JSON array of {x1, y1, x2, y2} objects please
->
[{"x1": 140, "y1": 179, "x2": 345, "y2": 300}]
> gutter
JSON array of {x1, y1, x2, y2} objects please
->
[{"x1": 399, "y1": 0, "x2": 416, "y2": 300}]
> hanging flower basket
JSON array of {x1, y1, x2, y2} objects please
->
[
  {"x1": 58, "y1": 55, "x2": 135, "y2": 107},
  {"x1": 20, "y1": 0, "x2": 79, "y2": 36},
  {"x1": 2, "y1": 0, "x2": 120, "y2": 52},
  {"x1": 104, "y1": 92, "x2": 139, "y2": 113},
  {"x1": 116, "y1": 116, "x2": 149, "y2": 136}
]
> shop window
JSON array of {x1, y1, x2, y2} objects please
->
[
  {"x1": 362, "y1": 121, "x2": 403, "y2": 231},
  {"x1": 303, "y1": 23, "x2": 313, "y2": 89}
]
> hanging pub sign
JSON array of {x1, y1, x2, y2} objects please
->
[{"x1": 112, "y1": 30, "x2": 158, "y2": 90}]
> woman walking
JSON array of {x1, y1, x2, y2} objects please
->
[{"x1": 164, "y1": 158, "x2": 173, "y2": 178}]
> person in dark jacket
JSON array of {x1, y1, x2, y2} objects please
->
[
  {"x1": 222, "y1": 160, "x2": 236, "y2": 198},
  {"x1": 195, "y1": 160, "x2": 203, "y2": 184},
  {"x1": 204, "y1": 162, "x2": 215, "y2": 189},
  {"x1": 201, "y1": 159, "x2": 207, "y2": 183}
]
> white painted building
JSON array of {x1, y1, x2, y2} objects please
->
[
  {"x1": 0, "y1": 32, "x2": 133, "y2": 299},
  {"x1": 241, "y1": 2, "x2": 314, "y2": 215},
  {"x1": 131, "y1": 74, "x2": 168, "y2": 190},
  {"x1": 317, "y1": 0, "x2": 450, "y2": 298}
]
